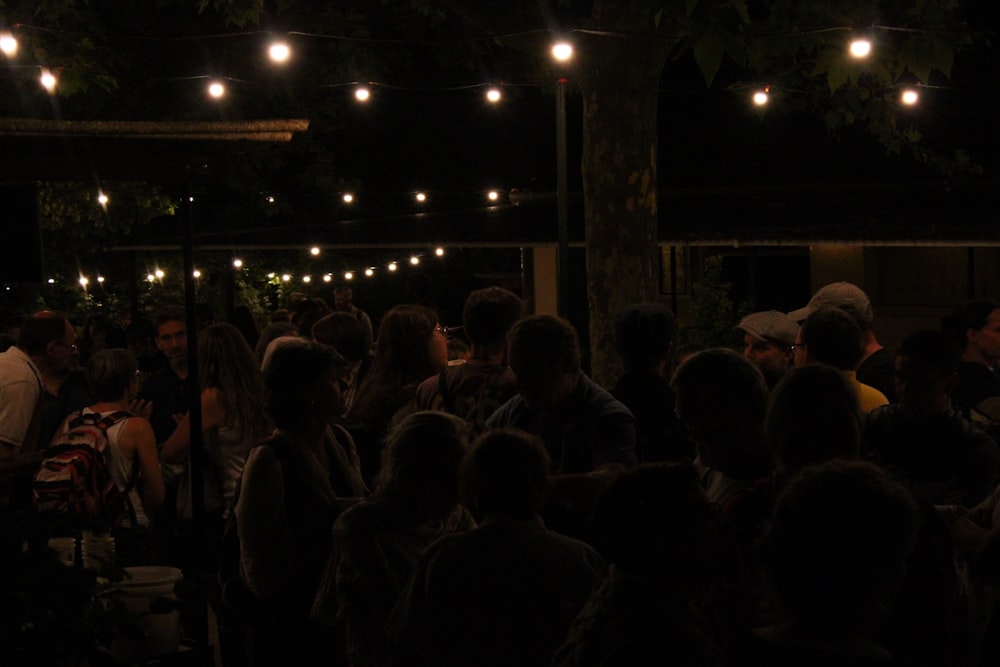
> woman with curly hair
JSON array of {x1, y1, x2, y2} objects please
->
[{"x1": 347, "y1": 304, "x2": 448, "y2": 483}]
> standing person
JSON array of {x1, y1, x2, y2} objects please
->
[
  {"x1": 312, "y1": 312, "x2": 374, "y2": 414},
  {"x1": 386, "y1": 429, "x2": 606, "y2": 667},
  {"x1": 138, "y1": 305, "x2": 192, "y2": 444},
  {"x1": 230, "y1": 340, "x2": 358, "y2": 666},
  {"x1": 333, "y1": 286, "x2": 374, "y2": 355},
  {"x1": 610, "y1": 303, "x2": 692, "y2": 462},
  {"x1": 160, "y1": 324, "x2": 271, "y2": 549},
  {"x1": 950, "y1": 300, "x2": 1000, "y2": 434},
  {"x1": 348, "y1": 304, "x2": 448, "y2": 484},
  {"x1": 0, "y1": 312, "x2": 79, "y2": 508},
  {"x1": 413, "y1": 287, "x2": 523, "y2": 436},
  {"x1": 486, "y1": 314, "x2": 639, "y2": 475},
  {"x1": 788, "y1": 281, "x2": 897, "y2": 402},
  {"x1": 735, "y1": 310, "x2": 798, "y2": 390}
]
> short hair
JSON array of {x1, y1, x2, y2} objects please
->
[
  {"x1": 799, "y1": 308, "x2": 863, "y2": 370},
  {"x1": 294, "y1": 298, "x2": 332, "y2": 339},
  {"x1": 766, "y1": 364, "x2": 862, "y2": 472},
  {"x1": 671, "y1": 348, "x2": 768, "y2": 436},
  {"x1": 953, "y1": 300, "x2": 1000, "y2": 351},
  {"x1": 88, "y1": 349, "x2": 138, "y2": 402},
  {"x1": 153, "y1": 305, "x2": 186, "y2": 335},
  {"x1": 375, "y1": 411, "x2": 470, "y2": 520},
  {"x1": 17, "y1": 312, "x2": 71, "y2": 355},
  {"x1": 463, "y1": 287, "x2": 524, "y2": 347},
  {"x1": 896, "y1": 329, "x2": 961, "y2": 376},
  {"x1": 508, "y1": 315, "x2": 580, "y2": 374},
  {"x1": 263, "y1": 340, "x2": 350, "y2": 428},
  {"x1": 614, "y1": 303, "x2": 677, "y2": 370},
  {"x1": 461, "y1": 428, "x2": 551, "y2": 520},
  {"x1": 760, "y1": 460, "x2": 919, "y2": 630},
  {"x1": 333, "y1": 286, "x2": 353, "y2": 299},
  {"x1": 255, "y1": 323, "x2": 299, "y2": 366},
  {"x1": 312, "y1": 312, "x2": 367, "y2": 362}
]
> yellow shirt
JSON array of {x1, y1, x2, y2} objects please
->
[{"x1": 843, "y1": 370, "x2": 890, "y2": 412}]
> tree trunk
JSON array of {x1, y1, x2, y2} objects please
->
[{"x1": 577, "y1": 30, "x2": 672, "y2": 387}]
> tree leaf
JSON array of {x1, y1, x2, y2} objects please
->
[{"x1": 693, "y1": 24, "x2": 726, "y2": 85}]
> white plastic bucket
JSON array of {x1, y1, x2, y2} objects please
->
[{"x1": 111, "y1": 566, "x2": 184, "y2": 662}]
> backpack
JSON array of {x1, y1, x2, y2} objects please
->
[{"x1": 33, "y1": 410, "x2": 137, "y2": 524}]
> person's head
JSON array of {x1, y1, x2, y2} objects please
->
[
  {"x1": 293, "y1": 298, "x2": 332, "y2": 340},
  {"x1": 463, "y1": 287, "x2": 524, "y2": 349},
  {"x1": 759, "y1": 460, "x2": 919, "y2": 636},
  {"x1": 333, "y1": 286, "x2": 354, "y2": 312},
  {"x1": 375, "y1": 411, "x2": 470, "y2": 520},
  {"x1": 255, "y1": 323, "x2": 299, "y2": 366},
  {"x1": 153, "y1": 305, "x2": 188, "y2": 371},
  {"x1": 736, "y1": 310, "x2": 798, "y2": 388},
  {"x1": 371, "y1": 304, "x2": 447, "y2": 380},
  {"x1": 956, "y1": 300, "x2": 1000, "y2": 365},
  {"x1": 797, "y1": 307, "x2": 863, "y2": 370},
  {"x1": 671, "y1": 348, "x2": 770, "y2": 477},
  {"x1": 508, "y1": 314, "x2": 581, "y2": 412},
  {"x1": 18, "y1": 310, "x2": 78, "y2": 373},
  {"x1": 312, "y1": 312, "x2": 368, "y2": 362},
  {"x1": 788, "y1": 282, "x2": 874, "y2": 330},
  {"x1": 614, "y1": 303, "x2": 677, "y2": 373},
  {"x1": 593, "y1": 462, "x2": 724, "y2": 589},
  {"x1": 88, "y1": 348, "x2": 140, "y2": 402},
  {"x1": 461, "y1": 428, "x2": 550, "y2": 521},
  {"x1": 766, "y1": 364, "x2": 862, "y2": 473},
  {"x1": 263, "y1": 339, "x2": 352, "y2": 429},
  {"x1": 894, "y1": 329, "x2": 961, "y2": 417}
]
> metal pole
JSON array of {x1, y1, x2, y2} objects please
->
[
  {"x1": 556, "y1": 76, "x2": 570, "y2": 319},
  {"x1": 182, "y1": 175, "x2": 205, "y2": 571}
]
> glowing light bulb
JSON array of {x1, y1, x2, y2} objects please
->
[
  {"x1": 551, "y1": 42, "x2": 574, "y2": 62},
  {"x1": 97, "y1": 192, "x2": 109, "y2": 206},
  {"x1": 208, "y1": 81, "x2": 226, "y2": 98},
  {"x1": 40, "y1": 69, "x2": 57, "y2": 93},
  {"x1": 410, "y1": 256, "x2": 420, "y2": 266},
  {"x1": 303, "y1": 275, "x2": 312, "y2": 283},
  {"x1": 97, "y1": 276, "x2": 105, "y2": 283},
  {"x1": 342, "y1": 193, "x2": 354, "y2": 204},
  {"x1": 233, "y1": 259, "x2": 243, "y2": 269},
  {"x1": 267, "y1": 272, "x2": 276, "y2": 279},
  {"x1": 388, "y1": 262, "x2": 398, "y2": 272},
  {"x1": 266, "y1": 195, "x2": 275, "y2": 204},
  {"x1": 155, "y1": 269, "x2": 165, "y2": 279},
  {"x1": 487, "y1": 190, "x2": 499, "y2": 202},
  {"x1": 193, "y1": 270, "x2": 201, "y2": 278},
  {"x1": 900, "y1": 88, "x2": 919, "y2": 106},
  {"x1": 147, "y1": 274, "x2": 156, "y2": 283},
  {"x1": 310, "y1": 246, "x2": 321, "y2": 256},
  {"x1": 281, "y1": 274, "x2": 291, "y2": 282},
  {"x1": 47, "y1": 278, "x2": 55, "y2": 284},
  {"x1": 486, "y1": 87, "x2": 501, "y2": 103},
  {"x1": 355, "y1": 86, "x2": 370, "y2": 102},
  {"x1": 849, "y1": 38, "x2": 872, "y2": 59},
  {"x1": 365, "y1": 268, "x2": 374, "y2": 277},
  {"x1": 323, "y1": 274, "x2": 332, "y2": 283},
  {"x1": 415, "y1": 192, "x2": 427, "y2": 203},
  {"x1": 268, "y1": 41, "x2": 290, "y2": 64},
  {"x1": 435, "y1": 247, "x2": 445, "y2": 257},
  {"x1": 79, "y1": 277, "x2": 89, "y2": 287},
  {"x1": 0, "y1": 33, "x2": 17, "y2": 57},
  {"x1": 752, "y1": 90, "x2": 769, "y2": 106},
  {"x1": 344, "y1": 272, "x2": 354, "y2": 281}
]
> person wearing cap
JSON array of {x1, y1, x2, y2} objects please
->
[
  {"x1": 736, "y1": 310, "x2": 798, "y2": 390},
  {"x1": 788, "y1": 282, "x2": 896, "y2": 402},
  {"x1": 610, "y1": 303, "x2": 693, "y2": 462}
]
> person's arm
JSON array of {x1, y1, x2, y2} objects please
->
[
  {"x1": 235, "y1": 445, "x2": 292, "y2": 599},
  {"x1": 159, "y1": 387, "x2": 227, "y2": 463},
  {"x1": 121, "y1": 417, "x2": 165, "y2": 512}
]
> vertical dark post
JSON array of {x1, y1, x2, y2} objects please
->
[
  {"x1": 556, "y1": 76, "x2": 570, "y2": 319},
  {"x1": 670, "y1": 246, "x2": 678, "y2": 315},
  {"x1": 181, "y1": 180, "x2": 205, "y2": 570},
  {"x1": 967, "y1": 247, "x2": 976, "y2": 300}
]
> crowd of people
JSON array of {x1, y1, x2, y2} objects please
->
[{"x1": 2, "y1": 280, "x2": 1000, "y2": 666}]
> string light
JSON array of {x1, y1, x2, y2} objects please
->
[
  {"x1": 388, "y1": 262, "x2": 398, "y2": 272},
  {"x1": 342, "y1": 193, "x2": 354, "y2": 203},
  {"x1": 267, "y1": 272, "x2": 276, "y2": 279},
  {"x1": 344, "y1": 271, "x2": 354, "y2": 280},
  {"x1": 752, "y1": 88, "x2": 770, "y2": 106},
  {"x1": 79, "y1": 276, "x2": 89, "y2": 287},
  {"x1": 435, "y1": 247, "x2": 444, "y2": 256},
  {"x1": 410, "y1": 256, "x2": 420, "y2": 265},
  {"x1": 1, "y1": 32, "x2": 17, "y2": 56},
  {"x1": 487, "y1": 190, "x2": 499, "y2": 202},
  {"x1": 354, "y1": 86, "x2": 370, "y2": 102},
  {"x1": 208, "y1": 80, "x2": 226, "y2": 98},
  {"x1": 233, "y1": 258, "x2": 244, "y2": 268},
  {"x1": 268, "y1": 41, "x2": 291, "y2": 64},
  {"x1": 323, "y1": 273, "x2": 332, "y2": 282},
  {"x1": 900, "y1": 88, "x2": 919, "y2": 105},
  {"x1": 486, "y1": 87, "x2": 501, "y2": 103},
  {"x1": 310, "y1": 246, "x2": 321, "y2": 256},
  {"x1": 415, "y1": 192, "x2": 427, "y2": 203},
  {"x1": 97, "y1": 191, "x2": 109, "y2": 208},
  {"x1": 40, "y1": 68, "x2": 57, "y2": 93},
  {"x1": 47, "y1": 278, "x2": 55, "y2": 284},
  {"x1": 281, "y1": 274, "x2": 291, "y2": 282},
  {"x1": 551, "y1": 42, "x2": 573, "y2": 62},
  {"x1": 193, "y1": 270, "x2": 201, "y2": 278},
  {"x1": 365, "y1": 268, "x2": 374, "y2": 277},
  {"x1": 154, "y1": 269, "x2": 165, "y2": 279},
  {"x1": 146, "y1": 273, "x2": 156, "y2": 282},
  {"x1": 302, "y1": 275, "x2": 312, "y2": 283},
  {"x1": 849, "y1": 38, "x2": 872, "y2": 58},
  {"x1": 97, "y1": 276, "x2": 105, "y2": 283}
]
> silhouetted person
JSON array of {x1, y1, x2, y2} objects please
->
[
  {"x1": 386, "y1": 429, "x2": 605, "y2": 667},
  {"x1": 313, "y1": 311, "x2": 376, "y2": 415},
  {"x1": 950, "y1": 300, "x2": 1000, "y2": 437},
  {"x1": 333, "y1": 286, "x2": 374, "y2": 355},
  {"x1": 610, "y1": 303, "x2": 693, "y2": 462}
]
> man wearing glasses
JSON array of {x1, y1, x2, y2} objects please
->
[{"x1": 0, "y1": 311, "x2": 78, "y2": 508}]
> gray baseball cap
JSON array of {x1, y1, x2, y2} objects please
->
[
  {"x1": 735, "y1": 310, "x2": 799, "y2": 347},
  {"x1": 787, "y1": 282, "x2": 874, "y2": 324}
]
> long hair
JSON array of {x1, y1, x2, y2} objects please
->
[
  {"x1": 350, "y1": 304, "x2": 439, "y2": 431},
  {"x1": 197, "y1": 323, "x2": 270, "y2": 441}
]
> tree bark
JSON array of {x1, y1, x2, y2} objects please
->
[{"x1": 576, "y1": 26, "x2": 673, "y2": 387}]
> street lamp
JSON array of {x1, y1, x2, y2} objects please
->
[{"x1": 551, "y1": 41, "x2": 573, "y2": 319}]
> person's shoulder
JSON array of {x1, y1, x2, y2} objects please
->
[{"x1": 485, "y1": 393, "x2": 526, "y2": 426}]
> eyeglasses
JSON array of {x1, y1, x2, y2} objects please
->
[
  {"x1": 789, "y1": 343, "x2": 805, "y2": 352},
  {"x1": 437, "y1": 325, "x2": 463, "y2": 338}
]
